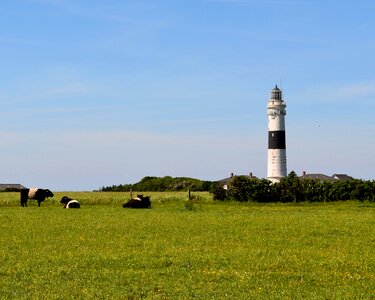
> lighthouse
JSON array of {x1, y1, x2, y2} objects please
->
[{"x1": 267, "y1": 85, "x2": 287, "y2": 182}]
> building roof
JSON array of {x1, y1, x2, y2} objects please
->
[
  {"x1": 332, "y1": 174, "x2": 354, "y2": 181},
  {"x1": 0, "y1": 184, "x2": 26, "y2": 191},
  {"x1": 299, "y1": 173, "x2": 336, "y2": 181},
  {"x1": 300, "y1": 173, "x2": 354, "y2": 181}
]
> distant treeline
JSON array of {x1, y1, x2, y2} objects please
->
[
  {"x1": 211, "y1": 171, "x2": 375, "y2": 202},
  {"x1": 99, "y1": 176, "x2": 213, "y2": 192}
]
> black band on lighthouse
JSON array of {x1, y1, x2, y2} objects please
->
[{"x1": 268, "y1": 131, "x2": 286, "y2": 149}]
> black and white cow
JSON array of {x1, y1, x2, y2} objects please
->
[
  {"x1": 123, "y1": 194, "x2": 151, "y2": 208},
  {"x1": 20, "y1": 188, "x2": 54, "y2": 207},
  {"x1": 60, "y1": 196, "x2": 80, "y2": 209}
]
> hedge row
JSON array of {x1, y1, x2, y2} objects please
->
[{"x1": 211, "y1": 171, "x2": 375, "y2": 202}]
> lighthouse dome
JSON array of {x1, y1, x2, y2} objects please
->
[{"x1": 271, "y1": 85, "x2": 282, "y2": 101}]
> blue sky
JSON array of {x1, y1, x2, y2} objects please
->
[{"x1": 1, "y1": 0, "x2": 374, "y2": 191}]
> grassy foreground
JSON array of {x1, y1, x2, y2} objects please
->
[{"x1": 0, "y1": 192, "x2": 374, "y2": 299}]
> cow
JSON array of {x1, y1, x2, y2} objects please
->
[
  {"x1": 20, "y1": 188, "x2": 54, "y2": 207},
  {"x1": 123, "y1": 194, "x2": 151, "y2": 208},
  {"x1": 60, "y1": 196, "x2": 81, "y2": 209}
]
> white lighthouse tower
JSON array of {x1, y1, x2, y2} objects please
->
[{"x1": 267, "y1": 85, "x2": 287, "y2": 182}]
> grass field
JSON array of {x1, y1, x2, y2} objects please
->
[{"x1": 0, "y1": 192, "x2": 374, "y2": 299}]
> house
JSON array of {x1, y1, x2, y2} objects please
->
[
  {"x1": 217, "y1": 173, "x2": 257, "y2": 190},
  {"x1": 0, "y1": 184, "x2": 26, "y2": 191}
]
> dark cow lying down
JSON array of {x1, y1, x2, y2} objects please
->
[
  {"x1": 20, "y1": 188, "x2": 54, "y2": 207},
  {"x1": 60, "y1": 196, "x2": 81, "y2": 209},
  {"x1": 123, "y1": 194, "x2": 151, "y2": 208}
]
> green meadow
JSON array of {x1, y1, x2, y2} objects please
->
[{"x1": 0, "y1": 192, "x2": 374, "y2": 299}]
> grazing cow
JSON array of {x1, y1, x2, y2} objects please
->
[
  {"x1": 20, "y1": 188, "x2": 54, "y2": 207},
  {"x1": 60, "y1": 196, "x2": 81, "y2": 209},
  {"x1": 123, "y1": 194, "x2": 151, "y2": 208}
]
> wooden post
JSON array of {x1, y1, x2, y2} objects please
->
[{"x1": 186, "y1": 189, "x2": 194, "y2": 210}]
